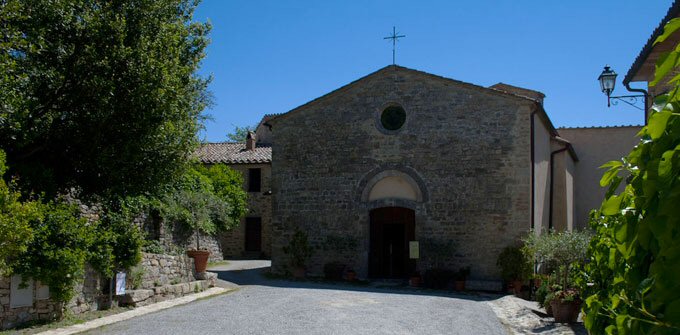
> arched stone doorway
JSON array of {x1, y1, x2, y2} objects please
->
[{"x1": 368, "y1": 207, "x2": 415, "y2": 278}]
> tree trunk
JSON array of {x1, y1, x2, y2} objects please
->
[{"x1": 195, "y1": 228, "x2": 201, "y2": 250}]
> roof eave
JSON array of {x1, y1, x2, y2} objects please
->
[{"x1": 624, "y1": 0, "x2": 680, "y2": 85}]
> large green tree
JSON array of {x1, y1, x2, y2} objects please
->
[{"x1": 0, "y1": 0, "x2": 211, "y2": 198}]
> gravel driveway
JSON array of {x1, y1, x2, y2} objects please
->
[{"x1": 87, "y1": 261, "x2": 507, "y2": 335}]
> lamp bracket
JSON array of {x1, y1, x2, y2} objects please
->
[{"x1": 608, "y1": 94, "x2": 645, "y2": 110}]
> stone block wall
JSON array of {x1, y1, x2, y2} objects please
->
[
  {"x1": 1, "y1": 253, "x2": 199, "y2": 330},
  {"x1": 0, "y1": 277, "x2": 61, "y2": 329},
  {"x1": 0, "y1": 265, "x2": 105, "y2": 329},
  {"x1": 66, "y1": 265, "x2": 106, "y2": 315},
  {"x1": 118, "y1": 279, "x2": 213, "y2": 308},
  {"x1": 133, "y1": 253, "x2": 195, "y2": 289},
  {"x1": 269, "y1": 66, "x2": 533, "y2": 280}
]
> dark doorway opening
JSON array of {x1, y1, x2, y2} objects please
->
[
  {"x1": 369, "y1": 207, "x2": 415, "y2": 278},
  {"x1": 245, "y1": 217, "x2": 262, "y2": 252}
]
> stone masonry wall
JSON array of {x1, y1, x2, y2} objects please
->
[
  {"x1": 221, "y1": 163, "x2": 273, "y2": 259},
  {"x1": 0, "y1": 276, "x2": 60, "y2": 329},
  {"x1": 0, "y1": 265, "x2": 105, "y2": 329},
  {"x1": 130, "y1": 253, "x2": 195, "y2": 289},
  {"x1": 1, "y1": 253, "x2": 198, "y2": 330},
  {"x1": 270, "y1": 66, "x2": 533, "y2": 280}
]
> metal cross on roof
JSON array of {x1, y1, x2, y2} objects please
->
[{"x1": 383, "y1": 26, "x2": 406, "y2": 65}]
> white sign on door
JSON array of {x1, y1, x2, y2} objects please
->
[{"x1": 409, "y1": 241, "x2": 420, "y2": 259}]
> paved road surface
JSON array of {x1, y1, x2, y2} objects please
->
[{"x1": 87, "y1": 261, "x2": 507, "y2": 335}]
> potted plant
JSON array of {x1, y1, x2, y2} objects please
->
[
  {"x1": 523, "y1": 230, "x2": 590, "y2": 323},
  {"x1": 323, "y1": 261, "x2": 346, "y2": 281},
  {"x1": 409, "y1": 271, "x2": 421, "y2": 287},
  {"x1": 283, "y1": 230, "x2": 313, "y2": 279},
  {"x1": 453, "y1": 266, "x2": 470, "y2": 291},
  {"x1": 496, "y1": 245, "x2": 532, "y2": 295},
  {"x1": 166, "y1": 190, "x2": 223, "y2": 274},
  {"x1": 346, "y1": 268, "x2": 357, "y2": 282},
  {"x1": 321, "y1": 234, "x2": 358, "y2": 282},
  {"x1": 162, "y1": 166, "x2": 246, "y2": 274},
  {"x1": 548, "y1": 287, "x2": 581, "y2": 323}
]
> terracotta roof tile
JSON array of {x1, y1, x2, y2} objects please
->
[
  {"x1": 195, "y1": 142, "x2": 271, "y2": 164},
  {"x1": 624, "y1": 0, "x2": 680, "y2": 84},
  {"x1": 557, "y1": 125, "x2": 643, "y2": 130}
]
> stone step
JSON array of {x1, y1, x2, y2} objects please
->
[{"x1": 117, "y1": 280, "x2": 213, "y2": 307}]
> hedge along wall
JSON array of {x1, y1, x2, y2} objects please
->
[{"x1": 0, "y1": 253, "x2": 196, "y2": 330}]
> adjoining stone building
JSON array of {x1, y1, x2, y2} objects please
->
[{"x1": 196, "y1": 120, "x2": 273, "y2": 259}]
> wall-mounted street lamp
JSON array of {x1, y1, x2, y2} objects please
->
[{"x1": 598, "y1": 65, "x2": 646, "y2": 110}]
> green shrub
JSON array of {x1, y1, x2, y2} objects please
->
[
  {"x1": 283, "y1": 230, "x2": 313, "y2": 268},
  {"x1": 142, "y1": 240, "x2": 165, "y2": 254},
  {"x1": 129, "y1": 266, "x2": 145, "y2": 289},
  {"x1": 12, "y1": 201, "x2": 96, "y2": 303},
  {"x1": 535, "y1": 280, "x2": 551, "y2": 310},
  {"x1": 88, "y1": 201, "x2": 144, "y2": 278},
  {"x1": 157, "y1": 165, "x2": 246, "y2": 250},
  {"x1": 583, "y1": 19, "x2": 680, "y2": 335},
  {"x1": 496, "y1": 245, "x2": 532, "y2": 282},
  {"x1": 0, "y1": 150, "x2": 39, "y2": 276}
]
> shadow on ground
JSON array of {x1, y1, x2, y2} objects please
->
[
  {"x1": 210, "y1": 260, "x2": 587, "y2": 334},
  {"x1": 534, "y1": 323, "x2": 587, "y2": 335},
  {"x1": 210, "y1": 260, "x2": 499, "y2": 302}
]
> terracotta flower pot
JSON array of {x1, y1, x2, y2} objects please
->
[
  {"x1": 346, "y1": 270, "x2": 357, "y2": 282},
  {"x1": 186, "y1": 250, "x2": 210, "y2": 273},
  {"x1": 533, "y1": 278, "x2": 542, "y2": 288},
  {"x1": 512, "y1": 280, "x2": 524, "y2": 295},
  {"x1": 409, "y1": 276, "x2": 421, "y2": 287},
  {"x1": 292, "y1": 266, "x2": 306, "y2": 279},
  {"x1": 545, "y1": 303, "x2": 553, "y2": 316},
  {"x1": 550, "y1": 300, "x2": 581, "y2": 323},
  {"x1": 454, "y1": 280, "x2": 465, "y2": 291}
]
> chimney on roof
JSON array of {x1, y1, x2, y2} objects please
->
[{"x1": 246, "y1": 131, "x2": 256, "y2": 151}]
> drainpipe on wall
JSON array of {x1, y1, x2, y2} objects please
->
[
  {"x1": 548, "y1": 146, "x2": 569, "y2": 230},
  {"x1": 530, "y1": 111, "x2": 536, "y2": 231},
  {"x1": 623, "y1": 82, "x2": 649, "y2": 125}
]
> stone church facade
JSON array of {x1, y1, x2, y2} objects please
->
[{"x1": 265, "y1": 65, "x2": 578, "y2": 281}]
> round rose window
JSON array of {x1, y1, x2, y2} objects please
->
[{"x1": 380, "y1": 105, "x2": 406, "y2": 130}]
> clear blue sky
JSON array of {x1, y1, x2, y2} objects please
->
[{"x1": 194, "y1": 1, "x2": 672, "y2": 142}]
